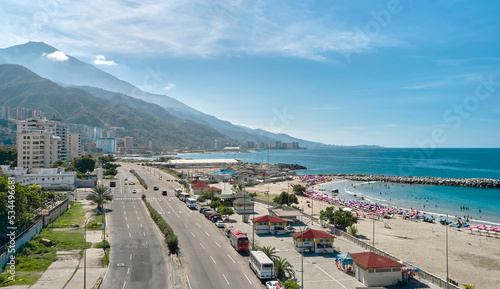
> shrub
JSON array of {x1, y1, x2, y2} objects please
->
[{"x1": 166, "y1": 234, "x2": 179, "y2": 254}]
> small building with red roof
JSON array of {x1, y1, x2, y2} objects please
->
[
  {"x1": 252, "y1": 215, "x2": 287, "y2": 234},
  {"x1": 191, "y1": 183, "x2": 210, "y2": 195},
  {"x1": 191, "y1": 179, "x2": 206, "y2": 185},
  {"x1": 290, "y1": 229, "x2": 335, "y2": 254},
  {"x1": 208, "y1": 186, "x2": 222, "y2": 194},
  {"x1": 350, "y1": 252, "x2": 405, "y2": 287}
]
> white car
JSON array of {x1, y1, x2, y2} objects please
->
[
  {"x1": 132, "y1": 189, "x2": 137, "y2": 194},
  {"x1": 215, "y1": 220, "x2": 225, "y2": 228},
  {"x1": 265, "y1": 281, "x2": 281, "y2": 289}
]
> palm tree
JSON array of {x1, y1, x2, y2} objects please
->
[
  {"x1": 463, "y1": 284, "x2": 475, "y2": 289},
  {"x1": 348, "y1": 225, "x2": 358, "y2": 236},
  {"x1": 274, "y1": 257, "x2": 295, "y2": 280},
  {"x1": 86, "y1": 183, "x2": 113, "y2": 212},
  {"x1": 256, "y1": 245, "x2": 278, "y2": 261}
]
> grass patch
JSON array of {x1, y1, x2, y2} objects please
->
[
  {"x1": 0, "y1": 271, "x2": 42, "y2": 287},
  {"x1": 159, "y1": 167, "x2": 181, "y2": 179},
  {"x1": 48, "y1": 203, "x2": 86, "y2": 228},
  {"x1": 251, "y1": 191, "x2": 278, "y2": 203},
  {"x1": 40, "y1": 229, "x2": 91, "y2": 251},
  {"x1": 101, "y1": 248, "x2": 110, "y2": 266},
  {"x1": 130, "y1": 169, "x2": 148, "y2": 190}
]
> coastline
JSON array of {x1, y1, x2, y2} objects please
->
[{"x1": 247, "y1": 178, "x2": 500, "y2": 288}]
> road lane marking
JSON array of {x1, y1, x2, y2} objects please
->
[
  {"x1": 124, "y1": 211, "x2": 126, "y2": 215},
  {"x1": 130, "y1": 254, "x2": 132, "y2": 260},
  {"x1": 125, "y1": 217, "x2": 127, "y2": 221},
  {"x1": 205, "y1": 231, "x2": 210, "y2": 237},
  {"x1": 127, "y1": 224, "x2": 129, "y2": 229},
  {"x1": 184, "y1": 223, "x2": 188, "y2": 228},
  {"x1": 222, "y1": 273, "x2": 229, "y2": 285},
  {"x1": 244, "y1": 273, "x2": 253, "y2": 285},
  {"x1": 200, "y1": 243, "x2": 205, "y2": 249},
  {"x1": 137, "y1": 217, "x2": 140, "y2": 220},
  {"x1": 162, "y1": 199, "x2": 180, "y2": 219},
  {"x1": 122, "y1": 281, "x2": 126, "y2": 289},
  {"x1": 191, "y1": 232, "x2": 196, "y2": 238},
  {"x1": 210, "y1": 256, "x2": 216, "y2": 264},
  {"x1": 196, "y1": 223, "x2": 201, "y2": 227},
  {"x1": 186, "y1": 276, "x2": 192, "y2": 289},
  {"x1": 127, "y1": 268, "x2": 130, "y2": 275},
  {"x1": 129, "y1": 233, "x2": 131, "y2": 238},
  {"x1": 227, "y1": 255, "x2": 236, "y2": 263},
  {"x1": 140, "y1": 223, "x2": 143, "y2": 228},
  {"x1": 143, "y1": 232, "x2": 146, "y2": 237},
  {"x1": 215, "y1": 241, "x2": 221, "y2": 248}
]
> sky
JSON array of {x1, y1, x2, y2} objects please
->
[{"x1": 1, "y1": 0, "x2": 500, "y2": 148}]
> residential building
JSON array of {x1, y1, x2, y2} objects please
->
[
  {"x1": 1, "y1": 166, "x2": 76, "y2": 190},
  {"x1": 96, "y1": 137, "x2": 117, "y2": 154},
  {"x1": 69, "y1": 133, "x2": 82, "y2": 159},
  {"x1": 17, "y1": 129, "x2": 60, "y2": 168},
  {"x1": 124, "y1": 136, "x2": 134, "y2": 150}
]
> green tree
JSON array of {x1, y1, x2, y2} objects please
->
[
  {"x1": 283, "y1": 280, "x2": 300, "y2": 289},
  {"x1": 73, "y1": 155, "x2": 96, "y2": 174},
  {"x1": 248, "y1": 192, "x2": 258, "y2": 199},
  {"x1": 166, "y1": 234, "x2": 179, "y2": 255},
  {"x1": 86, "y1": 183, "x2": 113, "y2": 212},
  {"x1": 218, "y1": 207, "x2": 234, "y2": 220},
  {"x1": 197, "y1": 190, "x2": 215, "y2": 203},
  {"x1": 292, "y1": 184, "x2": 306, "y2": 195},
  {"x1": 50, "y1": 160, "x2": 67, "y2": 168},
  {"x1": 348, "y1": 225, "x2": 358, "y2": 236},
  {"x1": 255, "y1": 245, "x2": 278, "y2": 261},
  {"x1": 319, "y1": 207, "x2": 358, "y2": 230},
  {"x1": 0, "y1": 146, "x2": 16, "y2": 166},
  {"x1": 98, "y1": 154, "x2": 116, "y2": 165},
  {"x1": 274, "y1": 257, "x2": 295, "y2": 280},
  {"x1": 273, "y1": 191, "x2": 299, "y2": 205},
  {"x1": 209, "y1": 199, "x2": 223, "y2": 209}
]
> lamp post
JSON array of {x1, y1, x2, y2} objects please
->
[
  {"x1": 372, "y1": 216, "x2": 375, "y2": 250},
  {"x1": 446, "y1": 214, "x2": 449, "y2": 289},
  {"x1": 300, "y1": 219, "x2": 312, "y2": 289},
  {"x1": 84, "y1": 216, "x2": 93, "y2": 289}
]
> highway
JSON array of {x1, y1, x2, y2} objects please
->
[
  {"x1": 101, "y1": 167, "x2": 170, "y2": 289},
  {"x1": 125, "y1": 164, "x2": 263, "y2": 289}
]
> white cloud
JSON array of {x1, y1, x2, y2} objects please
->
[
  {"x1": 44, "y1": 51, "x2": 69, "y2": 62},
  {"x1": 0, "y1": 1, "x2": 401, "y2": 61},
  {"x1": 164, "y1": 83, "x2": 176, "y2": 90},
  {"x1": 93, "y1": 55, "x2": 117, "y2": 66}
]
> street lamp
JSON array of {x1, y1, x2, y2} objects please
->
[
  {"x1": 299, "y1": 219, "x2": 312, "y2": 289},
  {"x1": 446, "y1": 214, "x2": 449, "y2": 289}
]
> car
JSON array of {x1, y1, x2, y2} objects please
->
[
  {"x1": 200, "y1": 208, "x2": 210, "y2": 213},
  {"x1": 129, "y1": 181, "x2": 135, "y2": 185},
  {"x1": 162, "y1": 190, "x2": 167, "y2": 196},
  {"x1": 266, "y1": 281, "x2": 282, "y2": 289},
  {"x1": 153, "y1": 185, "x2": 159, "y2": 191},
  {"x1": 132, "y1": 189, "x2": 137, "y2": 194},
  {"x1": 208, "y1": 214, "x2": 220, "y2": 220},
  {"x1": 215, "y1": 220, "x2": 225, "y2": 228},
  {"x1": 211, "y1": 216, "x2": 222, "y2": 223}
]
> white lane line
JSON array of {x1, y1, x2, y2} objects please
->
[
  {"x1": 184, "y1": 223, "x2": 188, "y2": 228},
  {"x1": 222, "y1": 273, "x2": 229, "y2": 285},
  {"x1": 124, "y1": 211, "x2": 126, "y2": 215},
  {"x1": 210, "y1": 256, "x2": 216, "y2": 264},
  {"x1": 135, "y1": 210, "x2": 138, "y2": 214},
  {"x1": 205, "y1": 231, "x2": 210, "y2": 237},
  {"x1": 186, "y1": 275, "x2": 192, "y2": 289},
  {"x1": 191, "y1": 232, "x2": 196, "y2": 238},
  {"x1": 127, "y1": 224, "x2": 129, "y2": 229},
  {"x1": 243, "y1": 273, "x2": 253, "y2": 285},
  {"x1": 127, "y1": 268, "x2": 130, "y2": 275},
  {"x1": 125, "y1": 217, "x2": 127, "y2": 221},
  {"x1": 137, "y1": 216, "x2": 140, "y2": 220},
  {"x1": 130, "y1": 254, "x2": 133, "y2": 260},
  {"x1": 129, "y1": 233, "x2": 131, "y2": 238},
  {"x1": 200, "y1": 243, "x2": 205, "y2": 249},
  {"x1": 140, "y1": 223, "x2": 143, "y2": 228},
  {"x1": 215, "y1": 241, "x2": 221, "y2": 248},
  {"x1": 313, "y1": 264, "x2": 349, "y2": 289},
  {"x1": 196, "y1": 223, "x2": 201, "y2": 227},
  {"x1": 143, "y1": 232, "x2": 146, "y2": 237},
  {"x1": 227, "y1": 255, "x2": 236, "y2": 263},
  {"x1": 122, "y1": 281, "x2": 126, "y2": 289},
  {"x1": 162, "y1": 199, "x2": 180, "y2": 219}
]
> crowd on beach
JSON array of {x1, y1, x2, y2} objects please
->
[{"x1": 294, "y1": 175, "x2": 500, "y2": 236}]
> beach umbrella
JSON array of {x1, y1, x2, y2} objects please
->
[{"x1": 463, "y1": 227, "x2": 471, "y2": 230}]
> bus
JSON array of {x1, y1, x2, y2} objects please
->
[
  {"x1": 229, "y1": 230, "x2": 249, "y2": 252},
  {"x1": 186, "y1": 198, "x2": 197, "y2": 209},
  {"x1": 249, "y1": 250, "x2": 275, "y2": 280},
  {"x1": 179, "y1": 192, "x2": 190, "y2": 202}
]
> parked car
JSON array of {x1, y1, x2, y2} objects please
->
[
  {"x1": 162, "y1": 191, "x2": 167, "y2": 196},
  {"x1": 129, "y1": 181, "x2": 135, "y2": 185},
  {"x1": 199, "y1": 207, "x2": 209, "y2": 213},
  {"x1": 215, "y1": 220, "x2": 225, "y2": 228},
  {"x1": 204, "y1": 210, "x2": 217, "y2": 218},
  {"x1": 266, "y1": 281, "x2": 281, "y2": 289},
  {"x1": 132, "y1": 189, "x2": 137, "y2": 194},
  {"x1": 208, "y1": 213, "x2": 220, "y2": 221},
  {"x1": 153, "y1": 185, "x2": 159, "y2": 191},
  {"x1": 211, "y1": 216, "x2": 222, "y2": 223}
]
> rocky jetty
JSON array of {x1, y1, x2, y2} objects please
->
[
  {"x1": 333, "y1": 174, "x2": 500, "y2": 189},
  {"x1": 277, "y1": 163, "x2": 307, "y2": 170}
]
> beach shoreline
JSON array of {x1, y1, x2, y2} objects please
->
[{"x1": 246, "y1": 177, "x2": 500, "y2": 289}]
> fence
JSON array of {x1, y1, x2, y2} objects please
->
[
  {"x1": 0, "y1": 198, "x2": 69, "y2": 271},
  {"x1": 253, "y1": 198, "x2": 460, "y2": 289}
]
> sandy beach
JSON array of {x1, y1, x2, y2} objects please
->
[{"x1": 247, "y1": 178, "x2": 500, "y2": 289}]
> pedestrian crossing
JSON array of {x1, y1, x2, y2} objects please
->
[{"x1": 112, "y1": 197, "x2": 173, "y2": 201}]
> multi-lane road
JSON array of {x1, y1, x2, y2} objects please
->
[{"x1": 103, "y1": 164, "x2": 263, "y2": 289}]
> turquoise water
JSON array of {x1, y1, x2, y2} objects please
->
[{"x1": 163, "y1": 147, "x2": 500, "y2": 224}]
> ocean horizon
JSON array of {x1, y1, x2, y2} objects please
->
[{"x1": 157, "y1": 147, "x2": 500, "y2": 224}]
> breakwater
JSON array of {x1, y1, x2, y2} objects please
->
[{"x1": 332, "y1": 174, "x2": 500, "y2": 188}]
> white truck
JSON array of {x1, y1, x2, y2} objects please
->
[{"x1": 179, "y1": 192, "x2": 190, "y2": 202}]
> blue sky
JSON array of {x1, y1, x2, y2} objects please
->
[{"x1": 1, "y1": 0, "x2": 500, "y2": 147}]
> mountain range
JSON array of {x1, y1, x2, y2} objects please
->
[{"x1": 0, "y1": 41, "x2": 324, "y2": 148}]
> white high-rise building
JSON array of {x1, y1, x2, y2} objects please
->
[{"x1": 17, "y1": 129, "x2": 60, "y2": 168}]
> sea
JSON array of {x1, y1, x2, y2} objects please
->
[{"x1": 157, "y1": 147, "x2": 500, "y2": 225}]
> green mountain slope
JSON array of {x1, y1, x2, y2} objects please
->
[{"x1": 0, "y1": 64, "x2": 227, "y2": 148}]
